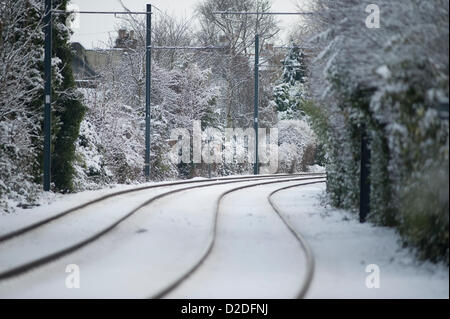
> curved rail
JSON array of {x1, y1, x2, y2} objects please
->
[
  {"x1": 0, "y1": 173, "x2": 324, "y2": 243},
  {"x1": 150, "y1": 177, "x2": 326, "y2": 299},
  {"x1": 267, "y1": 182, "x2": 324, "y2": 298},
  {"x1": 0, "y1": 174, "x2": 324, "y2": 281}
]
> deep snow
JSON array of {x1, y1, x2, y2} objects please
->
[{"x1": 272, "y1": 184, "x2": 449, "y2": 298}]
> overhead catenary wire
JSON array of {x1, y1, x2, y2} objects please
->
[
  {"x1": 52, "y1": 10, "x2": 153, "y2": 15},
  {"x1": 212, "y1": 11, "x2": 315, "y2": 15},
  {"x1": 148, "y1": 45, "x2": 227, "y2": 50}
]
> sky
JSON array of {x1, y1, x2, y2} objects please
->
[{"x1": 70, "y1": 0, "x2": 307, "y2": 49}]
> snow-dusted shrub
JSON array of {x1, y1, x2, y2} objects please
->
[
  {"x1": 75, "y1": 54, "x2": 219, "y2": 184},
  {"x1": 270, "y1": 45, "x2": 323, "y2": 174},
  {"x1": 276, "y1": 120, "x2": 317, "y2": 173},
  {"x1": 304, "y1": 0, "x2": 449, "y2": 262},
  {"x1": 398, "y1": 162, "x2": 449, "y2": 263},
  {"x1": 372, "y1": 59, "x2": 449, "y2": 263},
  {"x1": 73, "y1": 118, "x2": 113, "y2": 190},
  {"x1": 0, "y1": 0, "x2": 43, "y2": 211}
]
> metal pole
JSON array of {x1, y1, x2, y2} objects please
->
[
  {"x1": 253, "y1": 34, "x2": 259, "y2": 175},
  {"x1": 359, "y1": 125, "x2": 371, "y2": 222},
  {"x1": 145, "y1": 4, "x2": 152, "y2": 181},
  {"x1": 208, "y1": 137, "x2": 211, "y2": 179},
  {"x1": 43, "y1": 0, "x2": 52, "y2": 191}
]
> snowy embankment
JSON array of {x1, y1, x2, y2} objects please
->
[{"x1": 272, "y1": 184, "x2": 449, "y2": 299}]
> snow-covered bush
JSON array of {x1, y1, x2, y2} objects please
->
[
  {"x1": 276, "y1": 120, "x2": 317, "y2": 173},
  {"x1": 75, "y1": 50, "x2": 220, "y2": 184},
  {"x1": 303, "y1": 0, "x2": 449, "y2": 262},
  {"x1": 0, "y1": 0, "x2": 43, "y2": 211},
  {"x1": 269, "y1": 44, "x2": 324, "y2": 174},
  {"x1": 72, "y1": 93, "x2": 114, "y2": 190}
]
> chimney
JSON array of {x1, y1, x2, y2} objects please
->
[{"x1": 219, "y1": 35, "x2": 229, "y2": 48}]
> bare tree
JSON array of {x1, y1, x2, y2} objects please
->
[
  {"x1": 195, "y1": 0, "x2": 280, "y2": 127},
  {"x1": 152, "y1": 13, "x2": 194, "y2": 70}
]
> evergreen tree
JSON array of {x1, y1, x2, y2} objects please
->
[
  {"x1": 282, "y1": 45, "x2": 307, "y2": 85},
  {"x1": 272, "y1": 44, "x2": 308, "y2": 120},
  {"x1": 49, "y1": 0, "x2": 86, "y2": 192}
]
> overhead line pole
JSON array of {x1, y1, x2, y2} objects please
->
[
  {"x1": 43, "y1": 7, "x2": 153, "y2": 189},
  {"x1": 146, "y1": 44, "x2": 225, "y2": 179},
  {"x1": 145, "y1": 4, "x2": 152, "y2": 181},
  {"x1": 42, "y1": 8, "x2": 311, "y2": 189},
  {"x1": 43, "y1": 0, "x2": 52, "y2": 191},
  {"x1": 212, "y1": 11, "x2": 314, "y2": 176},
  {"x1": 253, "y1": 34, "x2": 259, "y2": 175}
]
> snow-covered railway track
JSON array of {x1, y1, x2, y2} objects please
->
[
  {"x1": 152, "y1": 177, "x2": 326, "y2": 299},
  {"x1": 0, "y1": 174, "x2": 324, "y2": 282},
  {"x1": 267, "y1": 183, "x2": 320, "y2": 298},
  {"x1": 0, "y1": 173, "x2": 323, "y2": 243}
]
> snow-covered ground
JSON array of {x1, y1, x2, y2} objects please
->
[
  {"x1": 166, "y1": 182, "x2": 312, "y2": 299},
  {"x1": 0, "y1": 179, "x2": 447, "y2": 299},
  {"x1": 272, "y1": 184, "x2": 449, "y2": 299},
  {"x1": 0, "y1": 177, "x2": 311, "y2": 298}
]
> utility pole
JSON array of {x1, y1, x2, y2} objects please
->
[
  {"x1": 46, "y1": 8, "x2": 153, "y2": 185},
  {"x1": 211, "y1": 11, "x2": 314, "y2": 175},
  {"x1": 208, "y1": 136, "x2": 212, "y2": 179},
  {"x1": 43, "y1": 0, "x2": 52, "y2": 191},
  {"x1": 145, "y1": 4, "x2": 152, "y2": 181},
  {"x1": 253, "y1": 34, "x2": 259, "y2": 175}
]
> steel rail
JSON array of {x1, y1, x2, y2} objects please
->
[
  {"x1": 0, "y1": 174, "x2": 324, "y2": 281},
  {"x1": 150, "y1": 176, "x2": 325, "y2": 298},
  {"x1": 268, "y1": 182, "x2": 324, "y2": 298},
  {"x1": 0, "y1": 173, "x2": 323, "y2": 244}
]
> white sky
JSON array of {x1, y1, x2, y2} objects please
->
[{"x1": 70, "y1": 0, "x2": 308, "y2": 49}]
